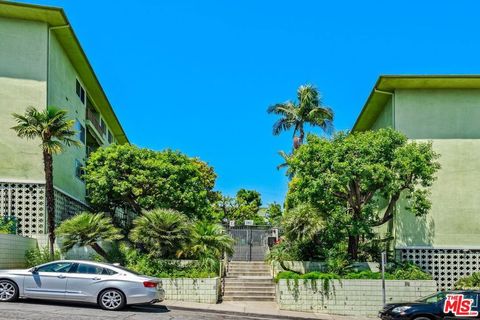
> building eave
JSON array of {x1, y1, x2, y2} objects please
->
[
  {"x1": 0, "y1": 0, "x2": 129, "y2": 144},
  {"x1": 352, "y1": 75, "x2": 480, "y2": 132}
]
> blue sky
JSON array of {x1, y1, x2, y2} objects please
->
[{"x1": 25, "y1": 0, "x2": 480, "y2": 204}]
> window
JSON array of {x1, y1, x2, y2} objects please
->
[
  {"x1": 75, "y1": 120, "x2": 85, "y2": 144},
  {"x1": 107, "y1": 130, "x2": 113, "y2": 144},
  {"x1": 99, "y1": 117, "x2": 106, "y2": 135},
  {"x1": 76, "y1": 79, "x2": 85, "y2": 104},
  {"x1": 75, "y1": 160, "x2": 85, "y2": 180},
  {"x1": 72, "y1": 263, "x2": 117, "y2": 275},
  {"x1": 37, "y1": 262, "x2": 74, "y2": 273},
  {"x1": 418, "y1": 292, "x2": 447, "y2": 303}
]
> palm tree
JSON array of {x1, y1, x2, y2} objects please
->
[
  {"x1": 12, "y1": 106, "x2": 79, "y2": 258},
  {"x1": 178, "y1": 221, "x2": 234, "y2": 259},
  {"x1": 267, "y1": 84, "x2": 334, "y2": 150},
  {"x1": 129, "y1": 208, "x2": 191, "y2": 258},
  {"x1": 56, "y1": 212, "x2": 123, "y2": 261}
]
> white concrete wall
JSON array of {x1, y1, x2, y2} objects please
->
[
  {"x1": 159, "y1": 278, "x2": 220, "y2": 304},
  {"x1": 0, "y1": 234, "x2": 36, "y2": 268},
  {"x1": 277, "y1": 279, "x2": 437, "y2": 316}
]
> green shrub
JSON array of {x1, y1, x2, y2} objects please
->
[
  {"x1": 388, "y1": 262, "x2": 432, "y2": 280},
  {"x1": 275, "y1": 271, "x2": 340, "y2": 282},
  {"x1": 455, "y1": 272, "x2": 480, "y2": 289},
  {"x1": 25, "y1": 246, "x2": 61, "y2": 267},
  {"x1": 275, "y1": 264, "x2": 431, "y2": 282},
  {"x1": 122, "y1": 245, "x2": 218, "y2": 278},
  {"x1": 0, "y1": 218, "x2": 16, "y2": 234}
]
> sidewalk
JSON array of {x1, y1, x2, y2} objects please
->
[{"x1": 161, "y1": 300, "x2": 373, "y2": 320}]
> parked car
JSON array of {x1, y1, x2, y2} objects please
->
[
  {"x1": 0, "y1": 260, "x2": 165, "y2": 311},
  {"x1": 378, "y1": 290, "x2": 480, "y2": 319}
]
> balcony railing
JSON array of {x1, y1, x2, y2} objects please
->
[{"x1": 86, "y1": 108, "x2": 105, "y2": 136}]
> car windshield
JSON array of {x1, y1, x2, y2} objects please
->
[
  {"x1": 416, "y1": 292, "x2": 447, "y2": 303},
  {"x1": 107, "y1": 264, "x2": 142, "y2": 276}
]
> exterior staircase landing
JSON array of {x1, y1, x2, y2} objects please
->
[{"x1": 223, "y1": 261, "x2": 275, "y2": 302}]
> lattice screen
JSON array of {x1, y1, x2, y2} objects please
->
[
  {"x1": 54, "y1": 189, "x2": 89, "y2": 225},
  {"x1": 399, "y1": 248, "x2": 480, "y2": 290},
  {"x1": 0, "y1": 182, "x2": 89, "y2": 237},
  {"x1": 0, "y1": 182, "x2": 45, "y2": 236}
]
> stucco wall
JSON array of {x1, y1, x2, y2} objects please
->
[
  {"x1": 395, "y1": 139, "x2": 480, "y2": 247},
  {"x1": 0, "y1": 234, "x2": 37, "y2": 268},
  {"x1": 48, "y1": 33, "x2": 87, "y2": 202},
  {"x1": 0, "y1": 17, "x2": 47, "y2": 182},
  {"x1": 371, "y1": 97, "x2": 393, "y2": 130},
  {"x1": 158, "y1": 278, "x2": 220, "y2": 304},
  {"x1": 395, "y1": 89, "x2": 480, "y2": 139},
  {"x1": 277, "y1": 279, "x2": 437, "y2": 316},
  {"x1": 390, "y1": 89, "x2": 480, "y2": 248}
]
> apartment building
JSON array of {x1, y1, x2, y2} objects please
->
[
  {"x1": 0, "y1": 1, "x2": 128, "y2": 239},
  {"x1": 354, "y1": 75, "x2": 480, "y2": 289}
]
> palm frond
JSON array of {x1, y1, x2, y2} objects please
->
[
  {"x1": 12, "y1": 106, "x2": 79, "y2": 154},
  {"x1": 272, "y1": 118, "x2": 296, "y2": 136}
]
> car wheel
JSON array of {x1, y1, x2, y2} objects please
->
[
  {"x1": 98, "y1": 289, "x2": 126, "y2": 311},
  {"x1": 413, "y1": 317, "x2": 431, "y2": 320},
  {"x1": 0, "y1": 280, "x2": 19, "y2": 302}
]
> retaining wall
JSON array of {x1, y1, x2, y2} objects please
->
[
  {"x1": 277, "y1": 279, "x2": 437, "y2": 316},
  {"x1": 158, "y1": 277, "x2": 220, "y2": 304},
  {"x1": 0, "y1": 234, "x2": 36, "y2": 268}
]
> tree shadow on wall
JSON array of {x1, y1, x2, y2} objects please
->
[{"x1": 395, "y1": 209, "x2": 435, "y2": 247}]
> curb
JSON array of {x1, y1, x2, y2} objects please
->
[{"x1": 164, "y1": 304, "x2": 331, "y2": 320}]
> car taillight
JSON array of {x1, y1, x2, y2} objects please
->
[{"x1": 143, "y1": 281, "x2": 158, "y2": 288}]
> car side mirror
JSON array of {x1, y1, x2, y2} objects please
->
[{"x1": 29, "y1": 267, "x2": 38, "y2": 273}]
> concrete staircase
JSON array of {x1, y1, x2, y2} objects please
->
[{"x1": 223, "y1": 261, "x2": 276, "y2": 302}]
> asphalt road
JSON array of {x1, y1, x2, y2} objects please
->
[{"x1": 0, "y1": 300, "x2": 272, "y2": 320}]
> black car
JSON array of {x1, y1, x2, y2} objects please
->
[{"x1": 379, "y1": 290, "x2": 480, "y2": 319}]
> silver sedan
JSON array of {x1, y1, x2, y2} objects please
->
[{"x1": 0, "y1": 260, "x2": 165, "y2": 311}]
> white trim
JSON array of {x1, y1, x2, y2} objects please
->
[
  {"x1": 396, "y1": 246, "x2": 480, "y2": 250},
  {"x1": 0, "y1": 178, "x2": 45, "y2": 184}
]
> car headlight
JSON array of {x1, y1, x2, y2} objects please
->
[{"x1": 392, "y1": 306, "x2": 412, "y2": 314}]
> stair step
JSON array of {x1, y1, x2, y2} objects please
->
[
  {"x1": 223, "y1": 295, "x2": 275, "y2": 302},
  {"x1": 225, "y1": 283, "x2": 275, "y2": 288},
  {"x1": 225, "y1": 278, "x2": 273, "y2": 282},
  {"x1": 223, "y1": 291, "x2": 275, "y2": 297},
  {"x1": 225, "y1": 289, "x2": 276, "y2": 294},
  {"x1": 227, "y1": 272, "x2": 270, "y2": 276}
]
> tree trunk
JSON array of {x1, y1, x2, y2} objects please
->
[
  {"x1": 43, "y1": 151, "x2": 56, "y2": 259},
  {"x1": 91, "y1": 242, "x2": 110, "y2": 262},
  {"x1": 279, "y1": 260, "x2": 300, "y2": 274},
  {"x1": 347, "y1": 235, "x2": 359, "y2": 260}
]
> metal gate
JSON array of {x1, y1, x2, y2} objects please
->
[{"x1": 229, "y1": 226, "x2": 274, "y2": 261}]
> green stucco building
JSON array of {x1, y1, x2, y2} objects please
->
[
  {"x1": 0, "y1": 2, "x2": 128, "y2": 242},
  {"x1": 354, "y1": 75, "x2": 480, "y2": 289}
]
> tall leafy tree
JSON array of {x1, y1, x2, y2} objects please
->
[
  {"x1": 215, "y1": 189, "x2": 263, "y2": 223},
  {"x1": 267, "y1": 84, "x2": 334, "y2": 150},
  {"x1": 129, "y1": 208, "x2": 191, "y2": 258},
  {"x1": 287, "y1": 128, "x2": 441, "y2": 260},
  {"x1": 85, "y1": 144, "x2": 217, "y2": 221},
  {"x1": 265, "y1": 202, "x2": 283, "y2": 226},
  {"x1": 12, "y1": 106, "x2": 78, "y2": 258},
  {"x1": 56, "y1": 212, "x2": 123, "y2": 261}
]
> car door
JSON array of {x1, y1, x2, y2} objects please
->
[
  {"x1": 64, "y1": 263, "x2": 117, "y2": 303},
  {"x1": 443, "y1": 292, "x2": 480, "y2": 319},
  {"x1": 23, "y1": 262, "x2": 73, "y2": 299}
]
